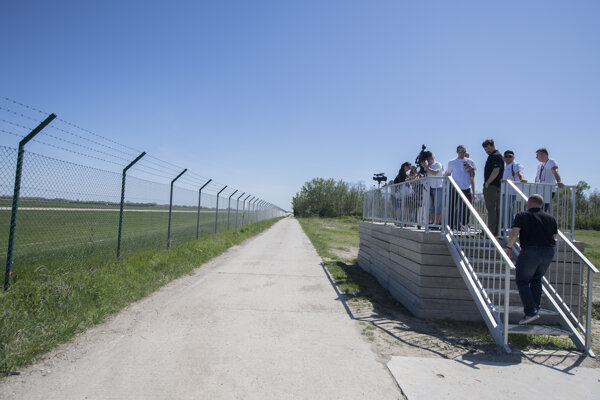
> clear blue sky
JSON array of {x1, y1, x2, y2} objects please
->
[{"x1": 2, "y1": 0, "x2": 599, "y2": 209}]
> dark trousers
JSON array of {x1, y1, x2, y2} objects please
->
[
  {"x1": 515, "y1": 246, "x2": 555, "y2": 316},
  {"x1": 448, "y1": 187, "x2": 472, "y2": 229},
  {"x1": 484, "y1": 185, "x2": 501, "y2": 236}
]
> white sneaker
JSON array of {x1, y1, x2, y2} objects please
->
[{"x1": 518, "y1": 314, "x2": 540, "y2": 325}]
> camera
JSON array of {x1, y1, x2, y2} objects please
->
[
  {"x1": 415, "y1": 145, "x2": 431, "y2": 175},
  {"x1": 373, "y1": 173, "x2": 387, "y2": 187}
]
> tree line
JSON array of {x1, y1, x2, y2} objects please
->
[
  {"x1": 292, "y1": 178, "x2": 599, "y2": 230},
  {"x1": 292, "y1": 178, "x2": 364, "y2": 217},
  {"x1": 575, "y1": 181, "x2": 600, "y2": 230}
]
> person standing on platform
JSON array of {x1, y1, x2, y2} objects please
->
[
  {"x1": 444, "y1": 145, "x2": 476, "y2": 229},
  {"x1": 534, "y1": 148, "x2": 564, "y2": 211},
  {"x1": 419, "y1": 151, "x2": 443, "y2": 226},
  {"x1": 482, "y1": 139, "x2": 504, "y2": 236},
  {"x1": 501, "y1": 150, "x2": 526, "y2": 232}
]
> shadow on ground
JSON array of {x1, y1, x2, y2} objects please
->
[{"x1": 320, "y1": 260, "x2": 599, "y2": 372}]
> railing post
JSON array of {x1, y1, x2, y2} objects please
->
[
  {"x1": 167, "y1": 169, "x2": 187, "y2": 249},
  {"x1": 235, "y1": 192, "x2": 245, "y2": 228},
  {"x1": 196, "y1": 179, "x2": 212, "y2": 239},
  {"x1": 442, "y1": 177, "x2": 449, "y2": 233},
  {"x1": 384, "y1": 187, "x2": 388, "y2": 225},
  {"x1": 117, "y1": 151, "x2": 146, "y2": 260},
  {"x1": 423, "y1": 178, "x2": 430, "y2": 232},
  {"x1": 4, "y1": 113, "x2": 56, "y2": 291},
  {"x1": 215, "y1": 185, "x2": 227, "y2": 234},
  {"x1": 586, "y1": 268, "x2": 593, "y2": 350},
  {"x1": 371, "y1": 189, "x2": 375, "y2": 223},
  {"x1": 571, "y1": 187, "x2": 576, "y2": 240},
  {"x1": 504, "y1": 263, "x2": 510, "y2": 346},
  {"x1": 227, "y1": 190, "x2": 238, "y2": 230}
]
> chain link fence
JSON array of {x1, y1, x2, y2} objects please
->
[{"x1": 1, "y1": 98, "x2": 286, "y2": 290}]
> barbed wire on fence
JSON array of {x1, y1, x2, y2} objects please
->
[{"x1": 0, "y1": 96, "x2": 286, "y2": 291}]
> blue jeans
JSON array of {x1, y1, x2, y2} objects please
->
[
  {"x1": 515, "y1": 247, "x2": 555, "y2": 316},
  {"x1": 429, "y1": 187, "x2": 443, "y2": 215}
]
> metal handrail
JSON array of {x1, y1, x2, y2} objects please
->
[
  {"x1": 506, "y1": 180, "x2": 598, "y2": 273},
  {"x1": 507, "y1": 179, "x2": 597, "y2": 354},
  {"x1": 445, "y1": 176, "x2": 516, "y2": 271}
]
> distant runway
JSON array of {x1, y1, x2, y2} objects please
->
[{"x1": 0, "y1": 207, "x2": 219, "y2": 213}]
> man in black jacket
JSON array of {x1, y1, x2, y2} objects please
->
[
  {"x1": 482, "y1": 139, "x2": 504, "y2": 236},
  {"x1": 505, "y1": 194, "x2": 558, "y2": 324}
]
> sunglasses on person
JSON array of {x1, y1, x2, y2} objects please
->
[{"x1": 504, "y1": 155, "x2": 514, "y2": 158}]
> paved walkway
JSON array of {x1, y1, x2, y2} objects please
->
[{"x1": 0, "y1": 217, "x2": 402, "y2": 399}]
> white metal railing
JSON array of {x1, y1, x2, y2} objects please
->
[
  {"x1": 500, "y1": 181, "x2": 576, "y2": 239},
  {"x1": 363, "y1": 176, "x2": 598, "y2": 355},
  {"x1": 506, "y1": 180, "x2": 598, "y2": 353},
  {"x1": 363, "y1": 176, "x2": 443, "y2": 230},
  {"x1": 441, "y1": 176, "x2": 515, "y2": 349}
]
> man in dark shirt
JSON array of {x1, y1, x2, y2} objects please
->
[
  {"x1": 505, "y1": 194, "x2": 558, "y2": 324},
  {"x1": 482, "y1": 139, "x2": 504, "y2": 236}
]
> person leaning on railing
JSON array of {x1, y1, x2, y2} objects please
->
[{"x1": 504, "y1": 194, "x2": 558, "y2": 325}]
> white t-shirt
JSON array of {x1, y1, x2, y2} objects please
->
[
  {"x1": 535, "y1": 158, "x2": 558, "y2": 184},
  {"x1": 447, "y1": 157, "x2": 476, "y2": 190},
  {"x1": 427, "y1": 161, "x2": 444, "y2": 189},
  {"x1": 502, "y1": 161, "x2": 524, "y2": 182}
]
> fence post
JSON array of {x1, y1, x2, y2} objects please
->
[
  {"x1": 243, "y1": 195, "x2": 254, "y2": 226},
  {"x1": 227, "y1": 189, "x2": 238, "y2": 230},
  {"x1": 167, "y1": 169, "x2": 187, "y2": 249},
  {"x1": 235, "y1": 192, "x2": 245, "y2": 228},
  {"x1": 215, "y1": 185, "x2": 227, "y2": 234},
  {"x1": 117, "y1": 152, "x2": 146, "y2": 260},
  {"x1": 252, "y1": 198, "x2": 259, "y2": 223},
  {"x1": 260, "y1": 200, "x2": 267, "y2": 220},
  {"x1": 196, "y1": 179, "x2": 212, "y2": 239},
  {"x1": 258, "y1": 200, "x2": 265, "y2": 221},
  {"x1": 4, "y1": 113, "x2": 56, "y2": 291}
]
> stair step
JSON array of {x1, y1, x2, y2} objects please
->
[
  {"x1": 508, "y1": 324, "x2": 572, "y2": 336},
  {"x1": 468, "y1": 259, "x2": 507, "y2": 266},
  {"x1": 486, "y1": 288, "x2": 520, "y2": 296},
  {"x1": 499, "y1": 306, "x2": 559, "y2": 317},
  {"x1": 477, "y1": 272, "x2": 515, "y2": 279}
]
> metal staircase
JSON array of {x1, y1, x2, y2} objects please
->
[{"x1": 442, "y1": 177, "x2": 597, "y2": 356}]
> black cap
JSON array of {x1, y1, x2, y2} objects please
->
[{"x1": 504, "y1": 150, "x2": 514, "y2": 156}]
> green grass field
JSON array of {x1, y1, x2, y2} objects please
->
[
  {"x1": 0, "y1": 204, "x2": 263, "y2": 286},
  {"x1": 575, "y1": 229, "x2": 600, "y2": 268}
]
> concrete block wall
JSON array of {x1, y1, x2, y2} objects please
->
[
  {"x1": 358, "y1": 221, "x2": 588, "y2": 322},
  {"x1": 357, "y1": 222, "x2": 482, "y2": 321}
]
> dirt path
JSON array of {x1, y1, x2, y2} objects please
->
[{"x1": 0, "y1": 217, "x2": 402, "y2": 399}]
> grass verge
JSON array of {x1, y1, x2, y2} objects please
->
[
  {"x1": 0, "y1": 217, "x2": 283, "y2": 376},
  {"x1": 575, "y1": 229, "x2": 600, "y2": 269}
]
